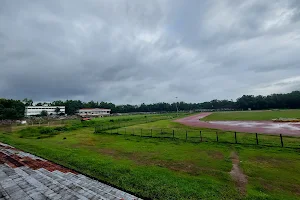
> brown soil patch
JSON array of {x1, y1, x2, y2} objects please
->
[
  {"x1": 99, "y1": 148, "x2": 118, "y2": 156},
  {"x1": 79, "y1": 138, "x2": 97, "y2": 146},
  {"x1": 230, "y1": 151, "x2": 248, "y2": 195},
  {"x1": 98, "y1": 148, "x2": 222, "y2": 176},
  {"x1": 206, "y1": 151, "x2": 224, "y2": 160},
  {"x1": 259, "y1": 179, "x2": 300, "y2": 196},
  {"x1": 254, "y1": 156, "x2": 294, "y2": 166}
]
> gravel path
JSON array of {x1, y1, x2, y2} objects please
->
[
  {"x1": 0, "y1": 143, "x2": 140, "y2": 200},
  {"x1": 229, "y1": 152, "x2": 247, "y2": 195}
]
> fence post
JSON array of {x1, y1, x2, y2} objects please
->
[
  {"x1": 186, "y1": 130, "x2": 188, "y2": 141},
  {"x1": 216, "y1": 132, "x2": 219, "y2": 142},
  {"x1": 151, "y1": 129, "x2": 152, "y2": 137},
  {"x1": 256, "y1": 133, "x2": 259, "y2": 145},
  {"x1": 173, "y1": 130, "x2": 174, "y2": 139},
  {"x1": 200, "y1": 131, "x2": 202, "y2": 142},
  {"x1": 280, "y1": 134, "x2": 284, "y2": 147},
  {"x1": 235, "y1": 132, "x2": 237, "y2": 144}
]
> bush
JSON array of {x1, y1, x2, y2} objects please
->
[
  {"x1": 54, "y1": 127, "x2": 68, "y2": 131},
  {"x1": 18, "y1": 127, "x2": 40, "y2": 138},
  {"x1": 40, "y1": 127, "x2": 54, "y2": 134},
  {"x1": 18, "y1": 127, "x2": 58, "y2": 138}
]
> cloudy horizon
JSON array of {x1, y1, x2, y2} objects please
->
[{"x1": 1, "y1": 0, "x2": 300, "y2": 104}]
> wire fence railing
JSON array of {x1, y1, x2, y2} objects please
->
[{"x1": 94, "y1": 127, "x2": 300, "y2": 149}]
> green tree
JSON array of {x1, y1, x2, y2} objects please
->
[
  {"x1": 64, "y1": 100, "x2": 83, "y2": 115},
  {"x1": 55, "y1": 107, "x2": 60, "y2": 115},
  {"x1": 51, "y1": 100, "x2": 65, "y2": 106},
  {"x1": 42, "y1": 90, "x2": 300, "y2": 113},
  {"x1": 23, "y1": 98, "x2": 33, "y2": 106},
  {"x1": 0, "y1": 104, "x2": 4, "y2": 119},
  {"x1": 0, "y1": 98, "x2": 25, "y2": 119},
  {"x1": 40, "y1": 110, "x2": 48, "y2": 116},
  {"x1": 2, "y1": 108, "x2": 18, "y2": 119}
]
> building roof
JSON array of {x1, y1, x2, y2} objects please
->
[
  {"x1": 26, "y1": 106, "x2": 65, "y2": 108},
  {"x1": 79, "y1": 108, "x2": 111, "y2": 110}
]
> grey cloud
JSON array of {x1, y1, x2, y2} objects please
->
[{"x1": 0, "y1": 0, "x2": 300, "y2": 104}]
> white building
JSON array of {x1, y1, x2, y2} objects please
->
[
  {"x1": 25, "y1": 106, "x2": 65, "y2": 117},
  {"x1": 77, "y1": 108, "x2": 111, "y2": 117}
]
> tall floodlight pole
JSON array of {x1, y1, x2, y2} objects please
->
[{"x1": 175, "y1": 97, "x2": 179, "y2": 116}]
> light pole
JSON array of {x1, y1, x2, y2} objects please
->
[{"x1": 175, "y1": 97, "x2": 179, "y2": 117}]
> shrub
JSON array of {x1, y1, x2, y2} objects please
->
[
  {"x1": 18, "y1": 127, "x2": 40, "y2": 138},
  {"x1": 39, "y1": 127, "x2": 54, "y2": 134},
  {"x1": 54, "y1": 127, "x2": 68, "y2": 131}
]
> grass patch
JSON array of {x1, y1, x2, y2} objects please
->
[{"x1": 0, "y1": 129, "x2": 238, "y2": 199}]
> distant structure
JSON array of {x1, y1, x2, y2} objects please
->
[
  {"x1": 25, "y1": 105, "x2": 65, "y2": 117},
  {"x1": 77, "y1": 108, "x2": 111, "y2": 117}
]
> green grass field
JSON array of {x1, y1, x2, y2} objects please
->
[
  {"x1": 201, "y1": 110, "x2": 300, "y2": 121},
  {"x1": 0, "y1": 113, "x2": 300, "y2": 199}
]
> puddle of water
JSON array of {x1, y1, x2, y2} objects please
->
[
  {"x1": 209, "y1": 121, "x2": 300, "y2": 131},
  {"x1": 265, "y1": 123, "x2": 300, "y2": 131}
]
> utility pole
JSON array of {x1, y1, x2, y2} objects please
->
[{"x1": 175, "y1": 97, "x2": 179, "y2": 117}]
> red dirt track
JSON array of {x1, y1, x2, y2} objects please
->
[{"x1": 175, "y1": 113, "x2": 300, "y2": 136}]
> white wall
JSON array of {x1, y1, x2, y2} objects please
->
[
  {"x1": 78, "y1": 109, "x2": 110, "y2": 117},
  {"x1": 25, "y1": 106, "x2": 65, "y2": 116}
]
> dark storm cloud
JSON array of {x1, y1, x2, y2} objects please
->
[{"x1": 0, "y1": 0, "x2": 300, "y2": 104}]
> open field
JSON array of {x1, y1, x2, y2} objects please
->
[
  {"x1": 201, "y1": 110, "x2": 300, "y2": 121},
  {"x1": 0, "y1": 113, "x2": 300, "y2": 199}
]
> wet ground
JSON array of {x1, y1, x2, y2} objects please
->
[
  {"x1": 175, "y1": 113, "x2": 300, "y2": 136},
  {"x1": 0, "y1": 143, "x2": 140, "y2": 200}
]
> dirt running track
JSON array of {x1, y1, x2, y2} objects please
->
[{"x1": 175, "y1": 113, "x2": 300, "y2": 136}]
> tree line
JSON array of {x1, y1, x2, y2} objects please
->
[{"x1": 1, "y1": 91, "x2": 300, "y2": 120}]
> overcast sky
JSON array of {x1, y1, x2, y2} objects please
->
[{"x1": 1, "y1": 0, "x2": 300, "y2": 104}]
